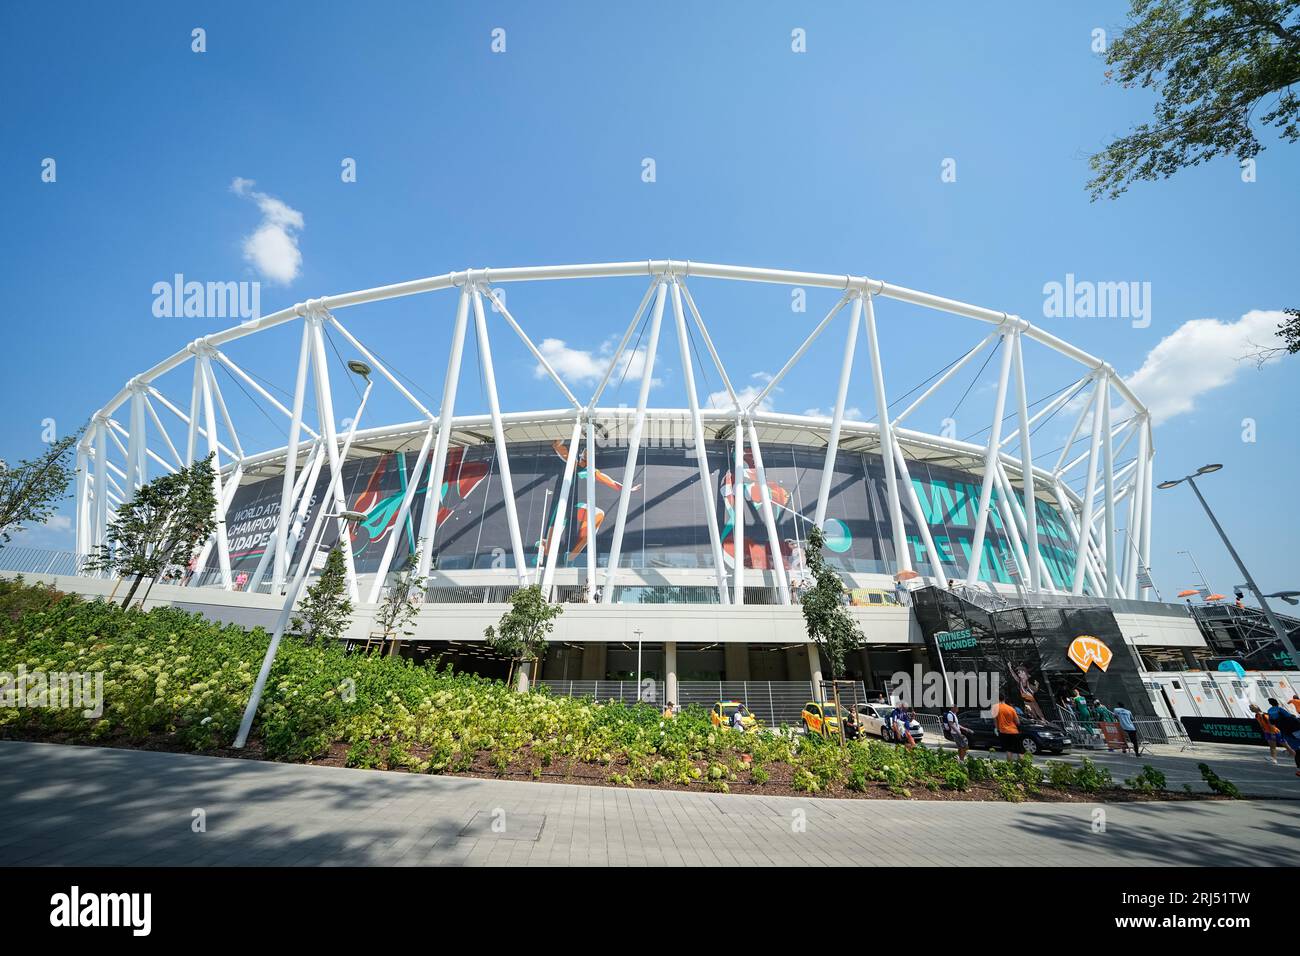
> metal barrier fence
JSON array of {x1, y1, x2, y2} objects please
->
[
  {"x1": 1055, "y1": 715, "x2": 1190, "y2": 749},
  {"x1": 536, "y1": 679, "x2": 866, "y2": 727},
  {"x1": 0, "y1": 547, "x2": 98, "y2": 578}
]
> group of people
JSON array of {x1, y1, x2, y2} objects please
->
[
  {"x1": 1054, "y1": 689, "x2": 1141, "y2": 753},
  {"x1": 1250, "y1": 696, "x2": 1300, "y2": 775}
]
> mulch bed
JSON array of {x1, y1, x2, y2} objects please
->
[{"x1": 2, "y1": 727, "x2": 1253, "y2": 804}]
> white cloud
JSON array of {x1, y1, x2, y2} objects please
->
[
  {"x1": 536, "y1": 337, "x2": 659, "y2": 389},
  {"x1": 44, "y1": 515, "x2": 72, "y2": 532},
  {"x1": 708, "y1": 371, "x2": 777, "y2": 412},
  {"x1": 802, "y1": 405, "x2": 863, "y2": 420},
  {"x1": 1124, "y1": 309, "x2": 1286, "y2": 424},
  {"x1": 231, "y1": 178, "x2": 304, "y2": 285}
]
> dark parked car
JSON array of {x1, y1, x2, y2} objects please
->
[{"x1": 955, "y1": 711, "x2": 1073, "y2": 755}]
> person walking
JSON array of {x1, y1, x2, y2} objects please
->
[
  {"x1": 1112, "y1": 701, "x2": 1141, "y2": 756},
  {"x1": 994, "y1": 694, "x2": 1021, "y2": 760},
  {"x1": 942, "y1": 703, "x2": 973, "y2": 761},
  {"x1": 888, "y1": 702, "x2": 915, "y2": 748},
  {"x1": 1266, "y1": 698, "x2": 1300, "y2": 776},
  {"x1": 1250, "y1": 703, "x2": 1291, "y2": 765},
  {"x1": 662, "y1": 701, "x2": 676, "y2": 719}
]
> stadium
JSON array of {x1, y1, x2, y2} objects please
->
[{"x1": 33, "y1": 260, "x2": 1296, "y2": 729}]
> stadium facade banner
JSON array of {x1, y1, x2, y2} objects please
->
[{"x1": 213, "y1": 440, "x2": 1079, "y2": 585}]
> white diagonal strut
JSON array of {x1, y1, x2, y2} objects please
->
[
  {"x1": 602, "y1": 281, "x2": 667, "y2": 602},
  {"x1": 671, "y1": 280, "x2": 730, "y2": 604}
]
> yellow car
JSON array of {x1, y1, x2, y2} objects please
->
[
  {"x1": 801, "y1": 700, "x2": 842, "y2": 737},
  {"x1": 710, "y1": 701, "x2": 757, "y2": 732}
]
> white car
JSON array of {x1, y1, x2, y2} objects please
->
[{"x1": 856, "y1": 702, "x2": 926, "y2": 742}]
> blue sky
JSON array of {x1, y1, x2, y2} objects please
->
[{"x1": 1, "y1": 1, "x2": 1296, "y2": 601}]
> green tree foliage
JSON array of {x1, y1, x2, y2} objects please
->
[
  {"x1": 1088, "y1": 0, "x2": 1300, "y2": 200},
  {"x1": 483, "y1": 584, "x2": 564, "y2": 691},
  {"x1": 85, "y1": 454, "x2": 218, "y2": 607},
  {"x1": 0, "y1": 431, "x2": 81, "y2": 546},
  {"x1": 374, "y1": 548, "x2": 426, "y2": 656},
  {"x1": 799, "y1": 525, "x2": 863, "y2": 683},
  {"x1": 292, "y1": 545, "x2": 354, "y2": 646}
]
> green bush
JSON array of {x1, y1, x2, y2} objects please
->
[
  {"x1": 1073, "y1": 757, "x2": 1114, "y2": 793},
  {"x1": 1198, "y1": 763, "x2": 1240, "y2": 798},
  {"x1": 0, "y1": 580, "x2": 1146, "y2": 804},
  {"x1": 1125, "y1": 764, "x2": 1168, "y2": 793}
]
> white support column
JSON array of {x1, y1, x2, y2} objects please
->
[
  {"x1": 813, "y1": 293, "x2": 862, "y2": 530},
  {"x1": 996, "y1": 460, "x2": 1057, "y2": 592},
  {"x1": 1100, "y1": 374, "x2": 1117, "y2": 598},
  {"x1": 125, "y1": 388, "x2": 146, "y2": 492},
  {"x1": 307, "y1": 315, "x2": 362, "y2": 602},
  {"x1": 143, "y1": 394, "x2": 183, "y2": 469},
  {"x1": 670, "y1": 280, "x2": 730, "y2": 604},
  {"x1": 1139, "y1": 417, "x2": 1154, "y2": 599},
  {"x1": 1071, "y1": 376, "x2": 1106, "y2": 595},
  {"x1": 281, "y1": 441, "x2": 330, "y2": 586},
  {"x1": 365, "y1": 425, "x2": 436, "y2": 603},
  {"x1": 185, "y1": 360, "x2": 202, "y2": 465},
  {"x1": 584, "y1": 418, "x2": 598, "y2": 601},
  {"x1": 963, "y1": 330, "x2": 1016, "y2": 586},
  {"x1": 732, "y1": 412, "x2": 745, "y2": 603},
  {"x1": 472, "y1": 288, "x2": 529, "y2": 585},
  {"x1": 1054, "y1": 376, "x2": 1100, "y2": 475},
  {"x1": 1010, "y1": 331, "x2": 1040, "y2": 591},
  {"x1": 201, "y1": 356, "x2": 244, "y2": 461},
  {"x1": 273, "y1": 321, "x2": 313, "y2": 592},
  {"x1": 93, "y1": 421, "x2": 108, "y2": 548},
  {"x1": 602, "y1": 281, "x2": 667, "y2": 602},
  {"x1": 891, "y1": 439, "x2": 947, "y2": 585},
  {"x1": 416, "y1": 287, "x2": 472, "y2": 579},
  {"x1": 863, "y1": 294, "x2": 911, "y2": 579},
  {"x1": 1126, "y1": 420, "x2": 1149, "y2": 597},
  {"x1": 197, "y1": 349, "x2": 233, "y2": 589},
  {"x1": 541, "y1": 416, "x2": 584, "y2": 598},
  {"x1": 664, "y1": 641, "x2": 678, "y2": 708},
  {"x1": 74, "y1": 442, "x2": 90, "y2": 554},
  {"x1": 1053, "y1": 479, "x2": 1104, "y2": 597},
  {"x1": 807, "y1": 643, "x2": 823, "y2": 700},
  {"x1": 248, "y1": 438, "x2": 319, "y2": 594},
  {"x1": 992, "y1": 464, "x2": 1032, "y2": 593},
  {"x1": 747, "y1": 417, "x2": 790, "y2": 603},
  {"x1": 586, "y1": 279, "x2": 658, "y2": 412}
]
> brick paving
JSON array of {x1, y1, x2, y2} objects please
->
[{"x1": 1, "y1": 740, "x2": 1294, "y2": 866}]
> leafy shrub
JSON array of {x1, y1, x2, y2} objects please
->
[
  {"x1": 1073, "y1": 757, "x2": 1114, "y2": 793},
  {"x1": 1198, "y1": 763, "x2": 1240, "y2": 798},
  {"x1": 1045, "y1": 760, "x2": 1076, "y2": 790},
  {"x1": 1125, "y1": 764, "x2": 1168, "y2": 793}
]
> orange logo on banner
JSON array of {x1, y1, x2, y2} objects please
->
[{"x1": 1068, "y1": 636, "x2": 1113, "y2": 672}]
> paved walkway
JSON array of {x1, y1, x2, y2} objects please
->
[
  {"x1": 1, "y1": 741, "x2": 1296, "y2": 866},
  {"x1": 926, "y1": 736, "x2": 1300, "y2": 798}
]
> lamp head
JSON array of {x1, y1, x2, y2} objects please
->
[
  {"x1": 346, "y1": 360, "x2": 372, "y2": 379},
  {"x1": 1195, "y1": 463, "x2": 1223, "y2": 475},
  {"x1": 1157, "y1": 480, "x2": 1182, "y2": 490}
]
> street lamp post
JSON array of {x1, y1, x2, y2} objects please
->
[
  {"x1": 1158, "y1": 464, "x2": 1300, "y2": 669},
  {"x1": 234, "y1": 360, "x2": 373, "y2": 748},
  {"x1": 633, "y1": 627, "x2": 644, "y2": 703}
]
